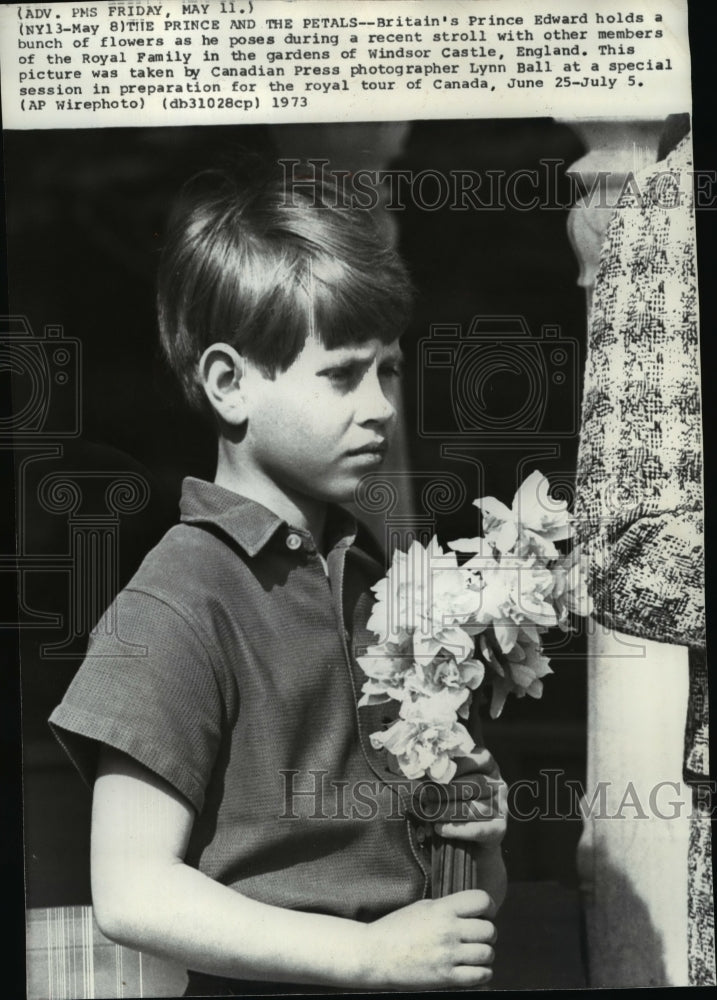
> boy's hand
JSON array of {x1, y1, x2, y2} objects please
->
[
  {"x1": 426, "y1": 748, "x2": 508, "y2": 910},
  {"x1": 363, "y1": 889, "x2": 497, "y2": 989},
  {"x1": 432, "y1": 748, "x2": 508, "y2": 847}
]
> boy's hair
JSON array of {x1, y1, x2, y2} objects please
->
[{"x1": 157, "y1": 155, "x2": 414, "y2": 411}]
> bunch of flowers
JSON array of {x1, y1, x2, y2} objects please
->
[{"x1": 358, "y1": 471, "x2": 592, "y2": 783}]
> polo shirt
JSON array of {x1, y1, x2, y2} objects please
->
[{"x1": 49, "y1": 477, "x2": 430, "y2": 930}]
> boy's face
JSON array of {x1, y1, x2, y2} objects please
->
[{"x1": 241, "y1": 335, "x2": 403, "y2": 506}]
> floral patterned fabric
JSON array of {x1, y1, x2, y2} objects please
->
[{"x1": 575, "y1": 134, "x2": 713, "y2": 985}]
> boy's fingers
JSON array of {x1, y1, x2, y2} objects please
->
[
  {"x1": 458, "y1": 917, "x2": 497, "y2": 945},
  {"x1": 446, "y1": 889, "x2": 496, "y2": 919},
  {"x1": 457, "y1": 942, "x2": 496, "y2": 966},
  {"x1": 434, "y1": 817, "x2": 507, "y2": 844},
  {"x1": 465, "y1": 795, "x2": 505, "y2": 819},
  {"x1": 423, "y1": 780, "x2": 507, "y2": 824},
  {"x1": 451, "y1": 965, "x2": 493, "y2": 987},
  {"x1": 412, "y1": 774, "x2": 498, "y2": 817},
  {"x1": 460, "y1": 781, "x2": 505, "y2": 808},
  {"x1": 464, "y1": 776, "x2": 508, "y2": 808}
]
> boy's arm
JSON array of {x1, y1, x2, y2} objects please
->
[{"x1": 92, "y1": 747, "x2": 497, "y2": 991}]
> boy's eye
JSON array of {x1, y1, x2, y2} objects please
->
[
  {"x1": 380, "y1": 362, "x2": 403, "y2": 379},
  {"x1": 319, "y1": 357, "x2": 403, "y2": 387},
  {"x1": 325, "y1": 366, "x2": 356, "y2": 383},
  {"x1": 320, "y1": 365, "x2": 363, "y2": 390}
]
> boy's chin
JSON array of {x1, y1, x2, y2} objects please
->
[
  {"x1": 312, "y1": 476, "x2": 366, "y2": 507},
  {"x1": 322, "y1": 485, "x2": 361, "y2": 506}
]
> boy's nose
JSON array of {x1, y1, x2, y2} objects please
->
[{"x1": 359, "y1": 372, "x2": 397, "y2": 425}]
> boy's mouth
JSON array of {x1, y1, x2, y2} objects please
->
[{"x1": 346, "y1": 440, "x2": 388, "y2": 459}]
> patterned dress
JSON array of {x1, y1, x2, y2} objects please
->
[{"x1": 575, "y1": 134, "x2": 713, "y2": 985}]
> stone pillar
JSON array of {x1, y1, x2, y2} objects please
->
[{"x1": 564, "y1": 119, "x2": 692, "y2": 987}]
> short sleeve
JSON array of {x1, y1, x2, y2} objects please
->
[{"x1": 49, "y1": 588, "x2": 225, "y2": 813}]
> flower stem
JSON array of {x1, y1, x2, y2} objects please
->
[{"x1": 431, "y1": 836, "x2": 483, "y2": 897}]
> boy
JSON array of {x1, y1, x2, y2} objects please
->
[{"x1": 49, "y1": 158, "x2": 506, "y2": 995}]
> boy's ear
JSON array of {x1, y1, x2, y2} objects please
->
[{"x1": 197, "y1": 343, "x2": 248, "y2": 425}]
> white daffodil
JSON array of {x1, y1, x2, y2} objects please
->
[
  {"x1": 369, "y1": 690, "x2": 476, "y2": 783},
  {"x1": 480, "y1": 634, "x2": 553, "y2": 718},
  {"x1": 357, "y1": 471, "x2": 587, "y2": 784},
  {"x1": 357, "y1": 639, "x2": 412, "y2": 706},
  {"x1": 473, "y1": 470, "x2": 574, "y2": 557}
]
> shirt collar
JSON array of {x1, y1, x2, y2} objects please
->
[{"x1": 179, "y1": 477, "x2": 358, "y2": 557}]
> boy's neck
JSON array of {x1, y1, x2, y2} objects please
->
[{"x1": 214, "y1": 449, "x2": 328, "y2": 551}]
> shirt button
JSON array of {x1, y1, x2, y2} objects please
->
[{"x1": 286, "y1": 533, "x2": 302, "y2": 551}]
